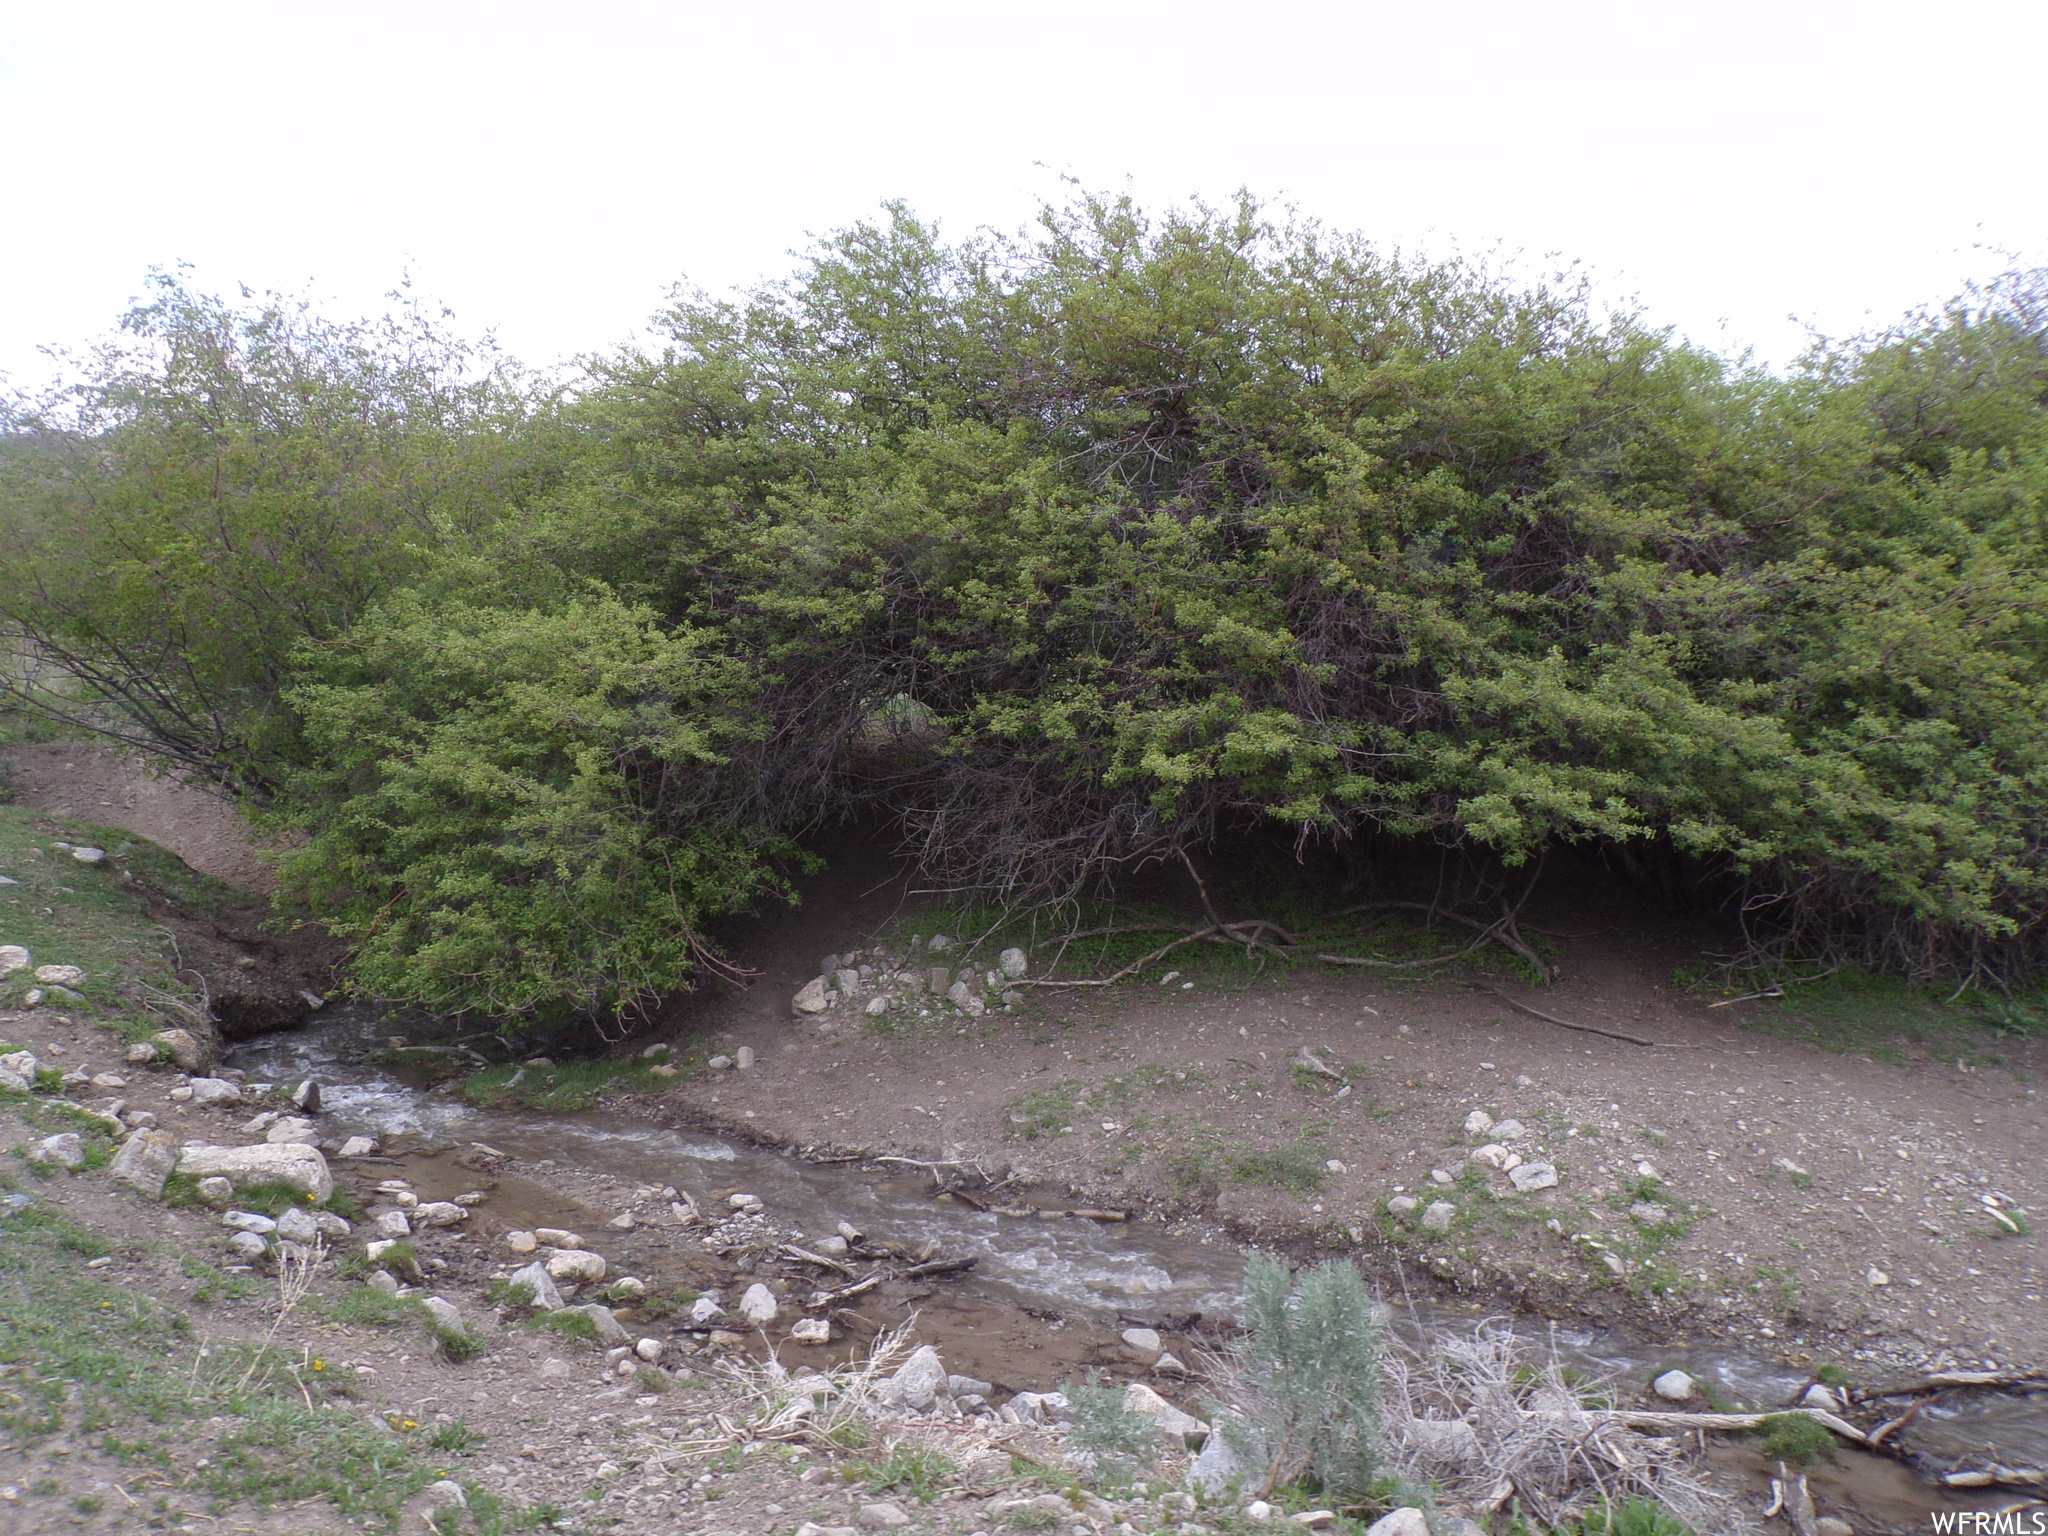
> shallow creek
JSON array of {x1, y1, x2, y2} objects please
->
[{"x1": 226, "y1": 1005, "x2": 2042, "y2": 1528}]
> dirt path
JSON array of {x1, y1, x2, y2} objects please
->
[{"x1": 4, "y1": 740, "x2": 278, "y2": 892}]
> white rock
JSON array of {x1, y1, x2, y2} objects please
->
[
  {"x1": 195, "y1": 1176, "x2": 234, "y2": 1206},
  {"x1": 337, "y1": 1136, "x2": 378, "y2": 1157},
  {"x1": 1463, "y1": 1109, "x2": 1494, "y2": 1136},
  {"x1": 735, "y1": 1046, "x2": 755, "y2": 1070},
  {"x1": 1387, "y1": 1195, "x2": 1418, "y2": 1217},
  {"x1": 68, "y1": 846, "x2": 106, "y2": 864},
  {"x1": 1155, "y1": 1351, "x2": 1189, "y2": 1376},
  {"x1": 373, "y1": 1210, "x2": 412, "y2": 1239},
  {"x1": 534, "y1": 1227, "x2": 584, "y2": 1248},
  {"x1": 264, "y1": 1118, "x2": 319, "y2": 1145},
  {"x1": 35, "y1": 964, "x2": 86, "y2": 985},
  {"x1": 89, "y1": 1073, "x2": 127, "y2": 1090},
  {"x1": 0, "y1": 945, "x2": 29, "y2": 975},
  {"x1": 1246, "y1": 1502, "x2": 1274, "y2": 1524},
  {"x1": 1635, "y1": 1161, "x2": 1662, "y2": 1181},
  {"x1": 274, "y1": 1207, "x2": 320, "y2": 1243},
  {"x1": 507, "y1": 1260, "x2": 565, "y2": 1310},
  {"x1": 1406, "y1": 1419, "x2": 1482, "y2": 1465},
  {"x1": 312, "y1": 1212, "x2": 352, "y2": 1239},
  {"x1": 689, "y1": 1296, "x2": 726, "y2": 1325},
  {"x1": 814, "y1": 1233, "x2": 849, "y2": 1256},
  {"x1": 793, "y1": 977, "x2": 831, "y2": 1014},
  {"x1": 186, "y1": 1078, "x2": 242, "y2": 1106},
  {"x1": 1866, "y1": 1267, "x2": 1890, "y2": 1287},
  {"x1": 635, "y1": 1336, "x2": 664, "y2": 1361},
  {"x1": 1, "y1": 1048, "x2": 40, "y2": 1082},
  {"x1": 1421, "y1": 1200, "x2": 1457, "y2": 1234},
  {"x1": 707, "y1": 1054, "x2": 734, "y2": 1070},
  {"x1": 737, "y1": 1281, "x2": 778, "y2": 1325},
  {"x1": 1188, "y1": 1418, "x2": 1251, "y2": 1493},
  {"x1": 1470, "y1": 1143, "x2": 1513, "y2": 1170},
  {"x1": 1491, "y1": 1119, "x2": 1526, "y2": 1139},
  {"x1": 883, "y1": 1344, "x2": 948, "y2": 1411},
  {"x1": 422, "y1": 1296, "x2": 464, "y2": 1332},
  {"x1": 241, "y1": 1111, "x2": 280, "y2": 1135},
  {"x1": 547, "y1": 1249, "x2": 607, "y2": 1284},
  {"x1": 1802, "y1": 1383, "x2": 1841, "y2": 1412},
  {"x1": 1366, "y1": 1510, "x2": 1430, "y2": 1536},
  {"x1": 790, "y1": 1317, "x2": 832, "y2": 1344},
  {"x1": 177, "y1": 1142, "x2": 333, "y2": 1201},
  {"x1": 150, "y1": 1029, "x2": 207, "y2": 1072},
  {"x1": 1652, "y1": 1369, "x2": 1695, "y2": 1402},
  {"x1": 412, "y1": 1201, "x2": 468, "y2": 1228},
  {"x1": 1123, "y1": 1381, "x2": 1209, "y2": 1442},
  {"x1": 1121, "y1": 1326, "x2": 1163, "y2": 1355},
  {"x1": 36, "y1": 1133, "x2": 86, "y2": 1170},
  {"x1": 1629, "y1": 1201, "x2": 1671, "y2": 1229},
  {"x1": 425, "y1": 1479, "x2": 466, "y2": 1509},
  {"x1": 226, "y1": 1230, "x2": 269, "y2": 1259},
  {"x1": 865, "y1": 996, "x2": 890, "y2": 1016},
  {"x1": 1325, "y1": 1158, "x2": 1347, "y2": 1174},
  {"x1": 1509, "y1": 1161, "x2": 1559, "y2": 1192},
  {"x1": 109, "y1": 1129, "x2": 179, "y2": 1198},
  {"x1": 858, "y1": 1502, "x2": 912, "y2": 1529},
  {"x1": 999, "y1": 947, "x2": 1029, "y2": 979},
  {"x1": 835, "y1": 968, "x2": 860, "y2": 995}
]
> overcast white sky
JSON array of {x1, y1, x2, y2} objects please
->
[{"x1": 2, "y1": 0, "x2": 2041, "y2": 385}]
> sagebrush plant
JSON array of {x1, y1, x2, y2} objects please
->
[
  {"x1": 1215, "y1": 1254, "x2": 1382, "y2": 1499},
  {"x1": 1061, "y1": 1380, "x2": 1162, "y2": 1489}
]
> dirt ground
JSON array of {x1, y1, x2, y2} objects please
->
[{"x1": 658, "y1": 894, "x2": 2046, "y2": 1382}]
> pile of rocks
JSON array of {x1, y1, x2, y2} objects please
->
[
  {"x1": 1383, "y1": 1108, "x2": 1561, "y2": 1238},
  {"x1": 790, "y1": 936, "x2": 1032, "y2": 1023},
  {"x1": 1, "y1": 943, "x2": 94, "y2": 1010}
]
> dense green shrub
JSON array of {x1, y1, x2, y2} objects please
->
[{"x1": 6, "y1": 199, "x2": 2046, "y2": 1017}]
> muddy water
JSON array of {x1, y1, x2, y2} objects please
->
[{"x1": 226, "y1": 1005, "x2": 2041, "y2": 1527}]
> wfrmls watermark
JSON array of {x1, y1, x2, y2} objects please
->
[{"x1": 1930, "y1": 1513, "x2": 2048, "y2": 1534}]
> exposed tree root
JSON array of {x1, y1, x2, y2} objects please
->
[{"x1": 1463, "y1": 983, "x2": 1705, "y2": 1049}]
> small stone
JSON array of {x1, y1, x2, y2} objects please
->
[
  {"x1": 1866, "y1": 1267, "x2": 1890, "y2": 1287},
  {"x1": 882, "y1": 1344, "x2": 948, "y2": 1411},
  {"x1": 1630, "y1": 1201, "x2": 1670, "y2": 1229},
  {"x1": 814, "y1": 1233, "x2": 849, "y2": 1256},
  {"x1": 265, "y1": 1117, "x2": 319, "y2": 1145},
  {"x1": 1802, "y1": 1383, "x2": 1841, "y2": 1412},
  {"x1": 1514, "y1": 1074, "x2": 1533, "y2": 1088},
  {"x1": 313, "y1": 1212, "x2": 352, "y2": 1239},
  {"x1": 689, "y1": 1296, "x2": 726, "y2": 1325},
  {"x1": 547, "y1": 1249, "x2": 607, "y2": 1285},
  {"x1": 648, "y1": 1062, "x2": 678, "y2": 1077},
  {"x1": 89, "y1": 1072, "x2": 127, "y2": 1090},
  {"x1": 1246, "y1": 1502, "x2": 1274, "y2": 1524},
  {"x1": 635, "y1": 1336, "x2": 664, "y2": 1361},
  {"x1": 1508, "y1": 1161, "x2": 1559, "y2": 1193},
  {"x1": 1814, "y1": 1520, "x2": 1853, "y2": 1536},
  {"x1": 737, "y1": 1281, "x2": 778, "y2": 1325},
  {"x1": 1602, "y1": 1252, "x2": 1628, "y2": 1277},
  {"x1": 1122, "y1": 1381, "x2": 1208, "y2": 1442},
  {"x1": 835, "y1": 967, "x2": 860, "y2": 995},
  {"x1": 507, "y1": 1261, "x2": 565, "y2": 1310},
  {"x1": 1387, "y1": 1194, "x2": 1418, "y2": 1217},
  {"x1": 858, "y1": 1502, "x2": 912, "y2": 1529},
  {"x1": 0, "y1": 944, "x2": 29, "y2": 975},
  {"x1": 610, "y1": 1276, "x2": 646, "y2": 1299},
  {"x1": 1291, "y1": 1514, "x2": 1335, "y2": 1529},
  {"x1": 196, "y1": 1176, "x2": 235, "y2": 1207},
  {"x1": 1491, "y1": 1118, "x2": 1526, "y2": 1139},
  {"x1": 706, "y1": 1054, "x2": 734, "y2": 1070},
  {"x1": 1121, "y1": 1326, "x2": 1163, "y2": 1355},
  {"x1": 35, "y1": 1133, "x2": 86, "y2": 1170},
  {"x1": 274, "y1": 1207, "x2": 320, "y2": 1243},
  {"x1": 927, "y1": 933, "x2": 953, "y2": 951},
  {"x1": 413, "y1": 1201, "x2": 468, "y2": 1228},
  {"x1": 793, "y1": 977, "x2": 831, "y2": 1014},
  {"x1": 68, "y1": 846, "x2": 106, "y2": 864},
  {"x1": 928, "y1": 966, "x2": 951, "y2": 994},
  {"x1": 1365, "y1": 1511, "x2": 1429, "y2": 1536},
  {"x1": 424, "y1": 1479, "x2": 467, "y2": 1509},
  {"x1": 1470, "y1": 1143, "x2": 1513, "y2": 1170},
  {"x1": 640, "y1": 1042, "x2": 671, "y2": 1060},
  {"x1": 149, "y1": 1029, "x2": 207, "y2": 1072},
  {"x1": 186, "y1": 1077, "x2": 242, "y2": 1106},
  {"x1": 1463, "y1": 1109, "x2": 1494, "y2": 1135},
  {"x1": 1635, "y1": 1160, "x2": 1662, "y2": 1181},
  {"x1": 336, "y1": 1136, "x2": 378, "y2": 1157},
  {"x1": 727, "y1": 1192, "x2": 763, "y2": 1212},
  {"x1": 0, "y1": 1048, "x2": 40, "y2": 1083},
  {"x1": 1652, "y1": 1369, "x2": 1695, "y2": 1401},
  {"x1": 607, "y1": 1213, "x2": 635, "y2": 1230},
  {"x1": 578, "y1": 1304, "x2": 630, "y2": 1346},
  {"x1": 790, "y1": 1317, "x2": 831, "y2": 1344},
  {"x1": 364, "y1": 1238, "x2": 398, "y2": 1261},
  {"x1": 864, "y1": 995, "x2": 889, "y2": 1016},
  {"x1": 367, "y1": 1269, "x2": 401, "y2": 1295},
  {"x1": 534, "y1": 1227, "x2": 584, "y2": 1248},
  {"x1": 1421, "y1": 1199, "x2": 1456, "y2": 1234},
  {"x1": 109, "y1": 1129, "x2": 179, "y2": 1198},
  {"x1": 372, "y1": 1210, "x2": 412, "y2": 1239},
  {"x1": 422, "y1": 1296, "x2": 464, "y2": 1332},
  {"x1": 125, "y1": 1042, "x2": 157, "y2": 1065},
  {"x1": 226, "y1": 1230, "x2": 268, "y2": 1259},
  {"x1": 999, "y1": 947, "x2": 1029, "y2": 979},
  {"x1": 735, "y1": 1046, "x2": 755, "y2": 1070},
  {"x1": 34, "y1": 964, "x2": 86, "y2": 985},
  {"x1": 291, "y1": 1080, "x2": 322, "y2": 1113},
  {"x1": 1154, "y1": 1351, "x2": 1189, "y2": 1376}
]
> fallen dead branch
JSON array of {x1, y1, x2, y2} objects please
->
[
  {"x1": 781, "y1": 1243, "x2": 852, "y2": 1275},
  {"x1": 1464, "y1": 983, "x2": 1701, "y2": 1049}
]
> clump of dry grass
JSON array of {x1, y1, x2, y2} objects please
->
[{"x1": 1376, "y1": 1321, "x2": 1752, "y2": 1536}]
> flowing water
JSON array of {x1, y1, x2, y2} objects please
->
[{"x1": 226, "y1": 1004, "x2": 2045, "y2": 1525}]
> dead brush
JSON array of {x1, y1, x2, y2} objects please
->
[
  {"x1": 1374, "y1": 1321, "x2": 1753, "y2": 1536},
  {"x1": 667, "y1": 1319, "x2": 920, "y2": 1458}
]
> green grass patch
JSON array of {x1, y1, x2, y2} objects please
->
[
  {"x1": 1680, "y1": 965, "x2": 2042, "y2": 1066},
  {"x1": 1227, "y1": 1142, "x2": 1330, "y2": 1194},
  {"x1": 1005, "y1": 1079, "x2": 1084, "y2": 1138},
  {"x1": 1750, "y1": 1412, "x2": 1836, "y2": 1467},
  {"x1": 0, "y1": 804, "x2": 253, "y2": 1037},
  {"x1": 528, "y1": 1308, "x2": 599, "y2": 1342},
  {"x1": 462, "y1": 1057, "x2": 664, "y2": 1112},
  {"x1": 859, "y1": 1441, "x2": 956, "y2": 1503}
]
